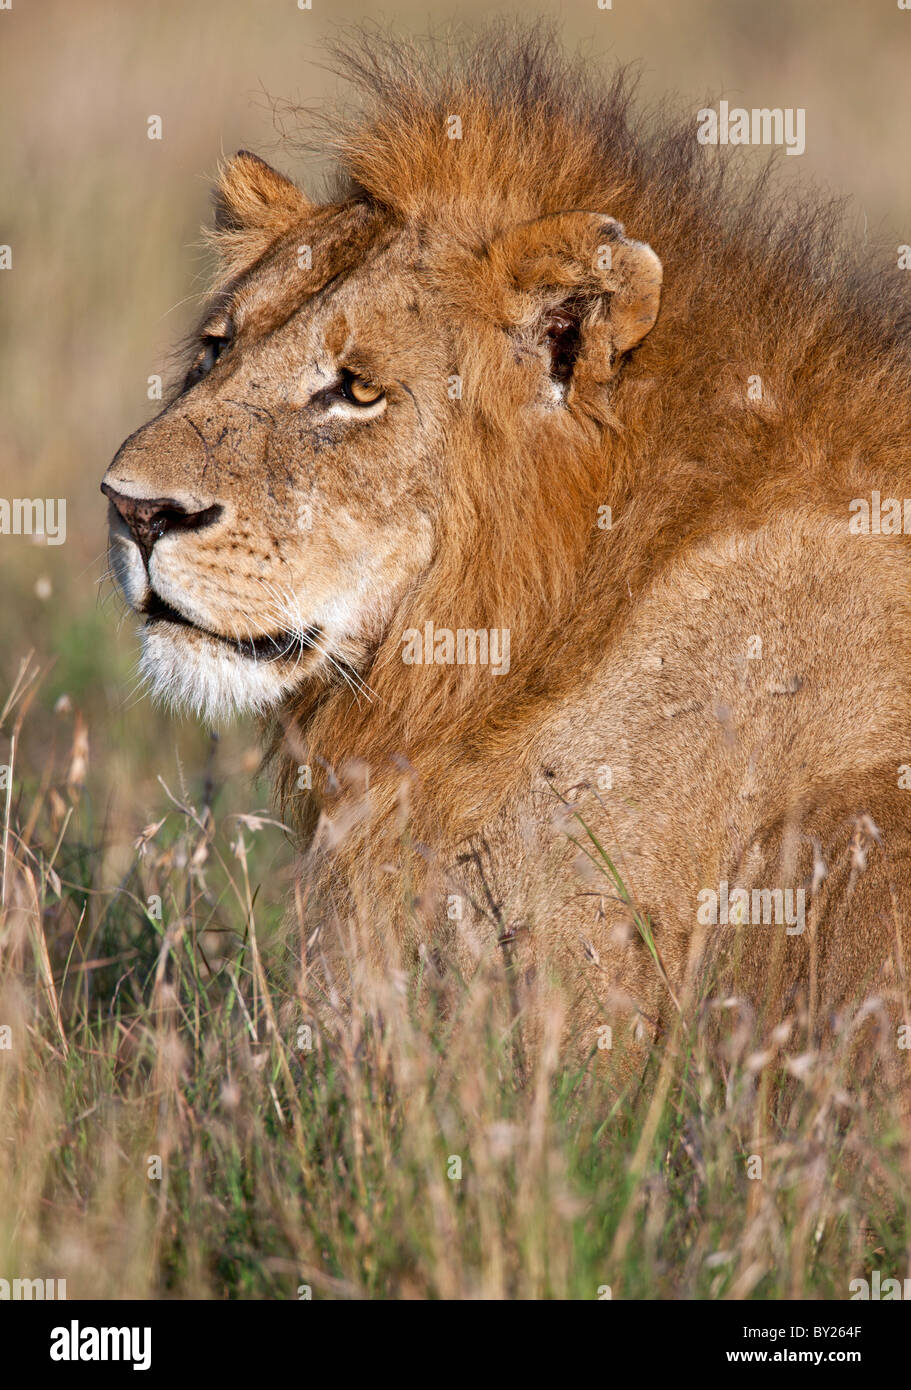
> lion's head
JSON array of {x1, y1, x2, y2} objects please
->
[{"x1": 102, "y1": 75, "x2": 662, "y2": 726}]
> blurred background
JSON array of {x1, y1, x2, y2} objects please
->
[{"x1": 1, "y1": 0, "x2": 910, "y2": 862}]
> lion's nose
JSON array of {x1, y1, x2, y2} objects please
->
[{"x1": 101, "y1": 483, "x2": 222, "y2": 559}]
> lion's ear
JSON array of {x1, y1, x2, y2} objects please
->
[
  {"x1": 209, "y1": 151, "x2": 310, "y2": 273},
  {"x1": 214, "y1": 150, "x2": 309, "y2": 232},
  {"x1": 489, "y1": 211, "x2": 662, "y2": 387}
]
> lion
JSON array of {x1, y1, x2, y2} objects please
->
[{"x1": 103, "y1": 29, "x2": 911, "y2": 1078}]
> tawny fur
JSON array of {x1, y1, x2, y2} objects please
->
[{"x1": 104, "y1": 27, "x2": 911, "y2": 1074}]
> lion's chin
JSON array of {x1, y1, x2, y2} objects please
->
[{"x1": 139, "y1": 621, "x2": 302, "y2": 723}]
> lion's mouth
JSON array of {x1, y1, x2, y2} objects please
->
[{"x1": 143, "y1": 591, "x2": 316, "y2": 663}]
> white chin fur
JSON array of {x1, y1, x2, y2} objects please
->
[{"x1": 139, "y1": 622, "x2": 297, "y2": 723}]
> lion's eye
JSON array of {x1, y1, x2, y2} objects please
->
[
  {"x1": 184, "y1": 328, "x2": 233, "y2": 390},
  {"x1": 199, "y1": 333, "x2": 231, "y2": 373},
  {"x1": 339, "y1": 370, "x2": 385, "y2": 407}
]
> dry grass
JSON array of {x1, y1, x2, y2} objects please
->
[{"x1": 1, "y1": 656, "x2": 909, "y2": 1300}]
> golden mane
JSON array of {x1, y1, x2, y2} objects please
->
[{"x1": 266, "y1": 24, "x2": 911, "y2": 913}]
